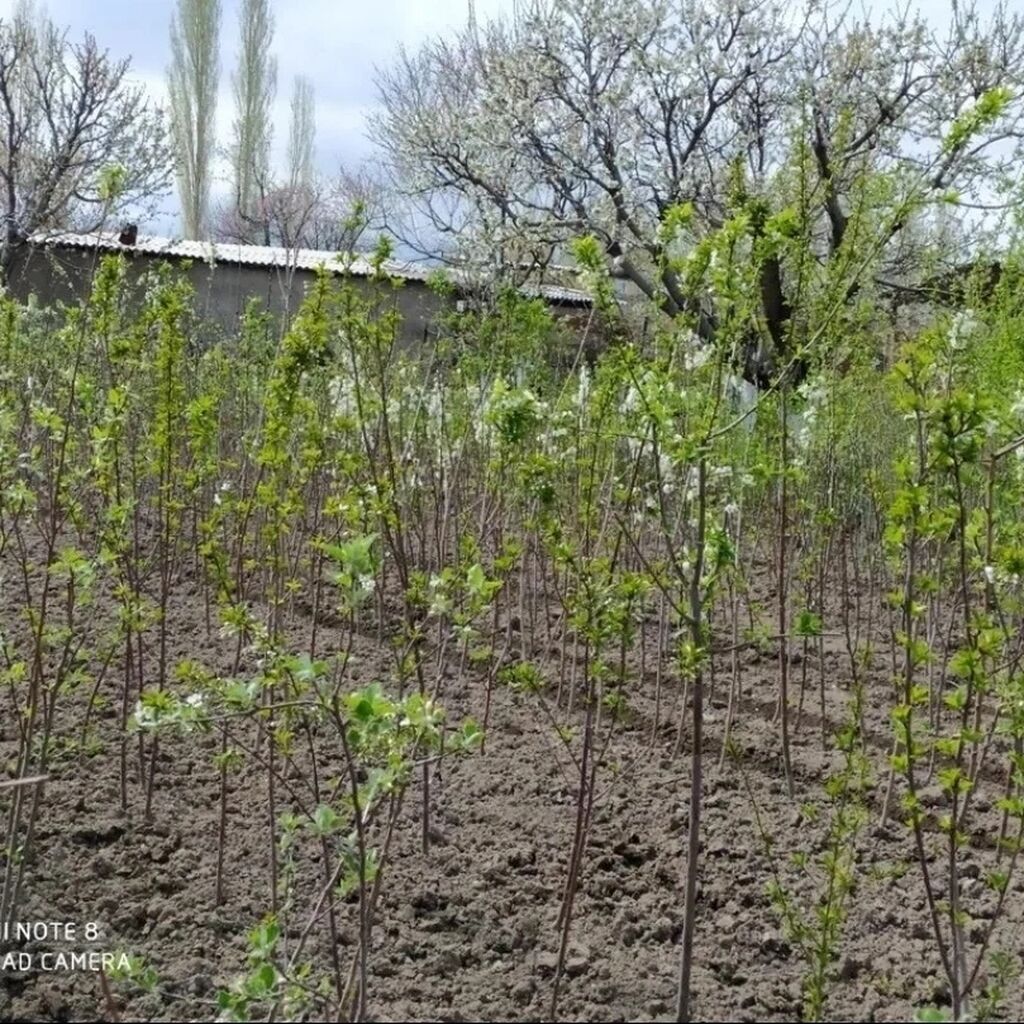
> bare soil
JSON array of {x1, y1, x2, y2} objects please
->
[{"x1": 1, "y1": 556, "x2": 1021, "y2": 1023}]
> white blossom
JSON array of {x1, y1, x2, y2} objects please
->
[
  {"x1": 133, "y1": 700, "x2": 158, "y2": 729},
  {"x1": 576, "y1": 365, "x2": 590, "y2": 408},
  {"x1": 949, "y1": 310, "x2": 978, "y2": 351},
  {"x1": 684, "y1": 345, "x2": 711, "y2": 371},
  {"x1": 328, "y1": 375, "x2": 359, "y2": 419}
]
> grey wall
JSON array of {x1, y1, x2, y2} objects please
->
[{"x1": 5, "y1": 243, "x2": 451, "y2": 347}]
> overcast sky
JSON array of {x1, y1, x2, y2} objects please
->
[
  {"x1": 0, "y1": 0, "x2": 516, "y2": 232},
  {"x1": 0, "y1": 0, "x2": 1005, "y2": 235}
]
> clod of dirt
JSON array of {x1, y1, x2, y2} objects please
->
[{"x1": 70, "y1": 820, "x2": 124, "y2": 846}]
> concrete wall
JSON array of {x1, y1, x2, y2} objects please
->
[{"x1": 5, "y1": 243, "x2": 453, "y2": 347}]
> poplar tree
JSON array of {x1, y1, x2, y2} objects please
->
[
  {"x1": 168, "y1": 0, "x2": 221, "y2": 239},
  {"x1": 287, "y1": 76, "x2": 316, "y2": 193},
  {"x1": 230, "y1": 0, "x2": 276, "y2": 242}
]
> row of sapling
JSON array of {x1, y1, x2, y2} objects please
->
[
  {"x1": 3, "y1": 109, "x2": 1024, "y2": 1019},
  {"x1": 0, "y1": 290, "x2": 120, "y2": 928},
  {"x1": 132, "y1": 261, "x2": 493, "y2": 1018},
  {"x1": 521, "y1": 348, "x2": 653, "y2": 1019},
  {"x1": 548, "y1": 89, "x2": 1024, "y2": 1020},
  {"x1": 87, "y1": 259, "x2": 156, "y2": 813},
  {"x1": 0, "y1": 273, "x2": 981, "y2": 1020},
  {"x1": 138, "y1": 600, "x2": 482, "y2": 1020},
  {"x1": 883, "y1": 290, "x2": 1024, "y2": 1020}
]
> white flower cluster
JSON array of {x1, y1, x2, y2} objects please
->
[
  {"x1": 539, "y1": 408, "x2": 575, "y2": 456},
  {"x1": 424, "y1": 388, "x2": 445, "y2": 435},
  {"x1": 416, "y1": 385, "x2": 461, "y2": 473},
  {"x1": 427, "y1": 573, "x2": 452, "y2": 617},
  {"x1": 328, "y1": 375, "x2": 360, "y2": 419},
  {"x1": 949, "y1": 310, "x2": 979, "y2": 352},
  {"x1": 789, "y1": 377, "x2": 830, "y2": 460},
  {"x1": 576, "y1": 365, "x2": 591, "y2": 409},
  {"x1": 1010, "y1": 391, "x2": 1024, "y2": 421},
  {"x1": 983, "y1": 564, "x2": 1021, "y2": 588},
  {"x1": 132, "y1": 699, "x2": 159, "y2": 729},
  {"x1": 681, "y1": 330, "x2": 711, "y2": 371},
  {"x1": 725, "y1": 374, "x2": 758, "y2": 432}
]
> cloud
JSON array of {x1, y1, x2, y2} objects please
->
[
  {"x1": 4, "y1": 0, "x2": 994, "y2": 236},
  {"x1": 0, "y1": 0, "x2": 516, "y2": 231}
]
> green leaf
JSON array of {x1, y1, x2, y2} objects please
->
[{"x1": 914, "y1": 1006, "x2": 951, "y2": 1022}]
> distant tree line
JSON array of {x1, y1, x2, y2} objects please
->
[{"x1": 168, "y1": 0, "x2": 381, "y2": 250}]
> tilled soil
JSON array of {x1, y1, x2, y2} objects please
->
[{"x1": 2, "y1": 563, "x2": 1022, "y2": 1023}]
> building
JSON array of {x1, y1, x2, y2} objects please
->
[{"x1": 6, "y1": 231, "x2": 596, "y2": 346}]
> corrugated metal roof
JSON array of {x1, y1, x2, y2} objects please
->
[{"x1": 28, "y1": 231, "x2": 593, "y2": 307}]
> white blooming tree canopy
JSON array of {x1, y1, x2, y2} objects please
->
[{"x1": 372, "y1": 0, "x2": 1024, "y2": 382}]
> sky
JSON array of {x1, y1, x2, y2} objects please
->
[
  {"x1": 0, "y1": 0, "x2": 1006, "y2": 236},
  {"x1": 0, "y1": 0, "x2": 517, "y2": 233}
]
